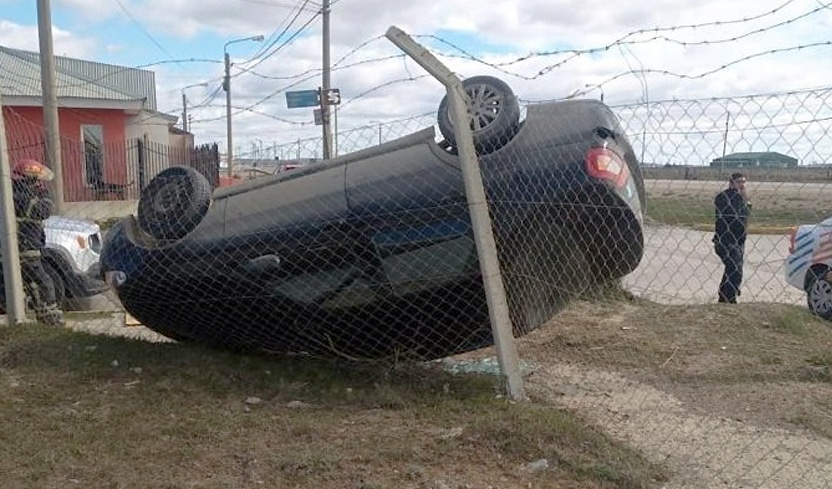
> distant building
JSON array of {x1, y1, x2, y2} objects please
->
[{"x1": 710, "y1": 151, "x2": 798, "y2": 168}]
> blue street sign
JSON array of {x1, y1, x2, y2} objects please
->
[{"x1": 285, "y1": 89, "x2": 320, "y2": 109}]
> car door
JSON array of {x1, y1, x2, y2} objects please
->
[
  {"x1": 344, "y1": 130, "x2": 477, "y2": 299},
  {"x1": 219, "y1": 160, "x2": 352, "y2": 308}
]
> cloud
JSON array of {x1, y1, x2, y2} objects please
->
[
  {"x1": 56, "y1": 0, "x2": 122, "y2": 19},
  {"x1": 6, "y1": 0, "x2": 832, "y2": 154},
  {"x1": 0, "y1": 20, "x2": 96, "y2": 57}
]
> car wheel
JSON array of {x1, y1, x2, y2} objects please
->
[
  {"x1": 806, "y1": 266, "x2": 832, "y2": 320},
  {"x1": 137, "y1": 166, "x2": 212, "y2": 241},
  {"x1": 437, "y1": 75, "x2": 521, "y2": 154}
]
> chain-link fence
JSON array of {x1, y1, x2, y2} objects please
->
[
  {"x1": 3, "y1": 67, "x2": 832, "y2": 487},
  {"x1": 4, "y1": 83, "x2": 830, "y2": 349},
  {"x1": 262, "y1": 87, "x2": 832, "y2": 309}
]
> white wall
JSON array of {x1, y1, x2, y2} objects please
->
[
  {"x1": 125, "y1": 111, "x2": 171, "y2": 144},
  {"x1": 125, "y1": 111, "x2": 177, "y2": 183}
]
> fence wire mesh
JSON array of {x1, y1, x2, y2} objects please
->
[
  {"x1": 3, "y1": 82, "x2": 832, "y2": 488},
  {"x1": 4, "y1": 88, "x2": 831, "y2": 353}
]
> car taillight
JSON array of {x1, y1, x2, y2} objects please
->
[
  {"x1": 788, "y1": 227, "x2": 798, "y2": 254},
  {"x1": 585, "y1": 147, "x2": 630, "y2": 188}
]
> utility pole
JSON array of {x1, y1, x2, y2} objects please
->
[
  {"x1": 181, "y1": 92, "x2": 188, "y2": 132},
  {"x1": 224, "y1": 51, "x2": 233, "y2": 178},
  {"x1": 321, "y1": 0, "x2": 333, "y2": 160},
  {"x1": 223, "y1": 35, "x2": 264, "y2": 178},
  {"x1": 37, "y1": 0, "x2": 64, "y2": 214}
]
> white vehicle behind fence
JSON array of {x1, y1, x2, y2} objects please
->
[
  {"x1": 0, "y1": 215, "x2": 109, "y2": 312},
  {"x1": 785, "y1": 217, "x2": 832, "y2": 319}
]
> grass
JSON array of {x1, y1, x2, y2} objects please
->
[
  {"x1": 643, "y1": 181, "x2": 832, "y2": 231},
  {"x1": 519, "y1": 300, "x2": 832, "y2": 437},
  {"x1": 0, "y1": 323, "x2": 665, "y2": 489},
  {"x1": 526, "y1": 301, "x2": 832, "y2": 384},
  {"x1": 645, "y1": 192, "x2": 824, "y2": 231}
]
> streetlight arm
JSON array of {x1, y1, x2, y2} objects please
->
[
  {"x1": 223, "y1": 34, "x2": 264, "y2": 180},
  {"x1": 181, "y1": 82, "x2": 209, "y2": 132},
  {"x1": 224, "y1": 34, "x2": 265, "y2": 53}
]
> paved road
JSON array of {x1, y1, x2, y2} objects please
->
[{"x1": 624, "y1": 224, "x2": 805, "y2": 306}]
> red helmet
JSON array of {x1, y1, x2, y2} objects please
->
[{"x1": 12, "y1": 159, "x2": 54, "y2": 182}]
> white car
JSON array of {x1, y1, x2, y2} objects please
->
[
  {"x1": 785, "y1": 217, "x2": 832, "y2": 319},
  {"x1": 0, "y1": 215, "x2": 109, "y2": 311}
]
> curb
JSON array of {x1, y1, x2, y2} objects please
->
[{"x1": 689, "y1": 224, "x2": 794, "y2": 235}]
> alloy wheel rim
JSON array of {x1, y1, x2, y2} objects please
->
[{"x1": 809, "y1": 279, "x2": 832, "y2": 313}]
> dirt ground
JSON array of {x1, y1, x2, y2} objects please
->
[
  {"x1": 62, "y1": 296, "x2": 832, "y2": 488},
  {"x1": 506, "y1": 299, "x2": 832, "y2": 488}
]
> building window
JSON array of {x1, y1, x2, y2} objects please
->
[{"x1": 82, "y1": 124, "x2": 104, "y2": 186}]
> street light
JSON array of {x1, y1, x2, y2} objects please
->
[
  {"x1": 181, "y1": 82, "x2": 208, "y2": 133},
  {"x1": 224, "y1": 34, "x2": 264, "y2": 178}
]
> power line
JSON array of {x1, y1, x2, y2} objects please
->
[
  {"x1": 111, "y1": 0, "x2": 180, "y2": 67},
  {"x1": 234, "y1": 1, "x2": 320, "y2": 76},
  {"x1": 239, "y1": 0, "x2": 314, "y2": 64}
]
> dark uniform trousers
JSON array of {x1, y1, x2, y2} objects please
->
[
  {"x1": 20, "y1": 249, "x2": 57, "y2": 309},
  {"x1": 14, "y1": 188, "x2": 64, "y2": 325},
  {"x1": 714, "y1": 240, "x2": 744, "y2": 303}
]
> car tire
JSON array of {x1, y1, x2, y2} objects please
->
[
  {"x1": 437, "y1": 75, "x2": 521, "y2": 154},
  {"x1": 137, "y1": 166, "x2": 212, "y2": 241},
  {"x1": 805, "y1": 266, "x2": 832, "y2": 320}
]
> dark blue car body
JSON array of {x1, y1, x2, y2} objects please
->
[{"x1": 101, "y1": 98, "x2": 645, "y2": 359}]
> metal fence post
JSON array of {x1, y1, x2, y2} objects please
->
[
  {"x1": 0, "y1": 95, "x2": 28, "y2": 324},
  {"x1": 137, "y1": 138, "x2": 146, "y2": 191},
  {"x1": 384, "y1": 26, "x2": 525, "y2": 401}
]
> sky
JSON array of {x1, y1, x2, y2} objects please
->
[{"x1": 0, "y1": 0, "x2": 831, "y2": 160}]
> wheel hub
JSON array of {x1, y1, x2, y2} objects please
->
[{"x1": 809, "y1": 279, "x2": 832, "y2": 313}]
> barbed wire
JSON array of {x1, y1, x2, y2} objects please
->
[
  {"x1": 6, "y1": 1, "x2": 830, "y2": 147},
  {"x1": 524, "y1": 41, "x2": 832, "y2": 103},
  {"x1": 417, "y1": 0, "x2": 815, "y2": 78},
  {"x1": 184, "y1": 37, "x2": 832, "y2": 128},
  {"x1": 336, "y1": 74, "x2": 434, "y2": 111},
  {"x1": 0, "y1": 0, "x2": 815, "y2": 97}
]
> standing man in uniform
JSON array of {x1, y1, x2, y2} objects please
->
[
  {"x1": 11, "y1": 158, "x2": 65, "y2": 326},
  {"x1": 713, "y1": 172, "x2": 752, "y2": 304}
]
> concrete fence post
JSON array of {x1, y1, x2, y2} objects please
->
[
  {"x1": 0, "y1": 95, "x2": 28, "y2": 324},
  {"x1": 384, "y1": 26, "x2": 525, "y2": 401}
]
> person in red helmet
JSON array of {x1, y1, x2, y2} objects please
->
[{"x1": 11, "y1": 158, "x2": 65, "y2": 326}]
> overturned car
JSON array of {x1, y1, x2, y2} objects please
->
[{"x1": 100, "y1": 76, "x2": 645, "y2": 360}]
